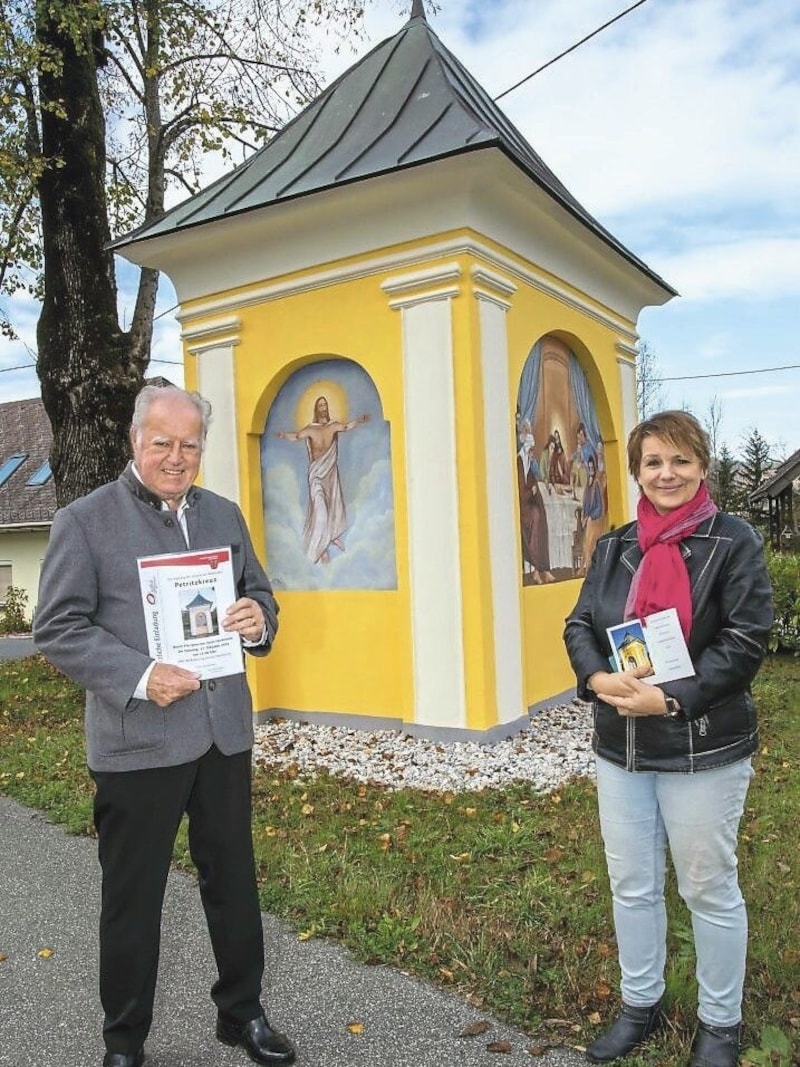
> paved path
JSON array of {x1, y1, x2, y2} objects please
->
[
  {"x1": 0, "y1": 637, "x2": 587, "y2": 1067},
  {"x1": 0, "y1": 799, "x2": 589, "y2": 1067},
  {"x1": 0, "y1": 635, "x2": 35, "y2": 660}
]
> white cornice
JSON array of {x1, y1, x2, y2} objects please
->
[
  {"x1": 380, "y1": 263, "x2": 462, "y2": 295},
  {"x1": 181, "y1": 315, "x2": 242, "y2": 355},
  {"x1": 177, "y1": 234, "x2": 638, "y2": 346}
]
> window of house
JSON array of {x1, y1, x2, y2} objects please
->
[
  {"x1": 0, "y1": 453, "x2": 28, "y2": 487},
  {"x1": 0, "y1": 563, "x2": 11, "y2": 609},
  {"x1": 26, "y1": 460, "x2": 52, "y2": 486}
]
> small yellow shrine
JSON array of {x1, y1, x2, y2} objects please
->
[{"x1": 114, "y1": 1, "x2": 674, "y2": 740}]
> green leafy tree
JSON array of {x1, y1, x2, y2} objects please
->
[
  {"x1": 713, "y1": 441, "x2": 742, "y2": 513},
  {"x1": 738, "y1": 427, "x2": 772, "y2": 527},
  {"x1": 0, "y1": 0, "x2": 369, "y2": 504}
]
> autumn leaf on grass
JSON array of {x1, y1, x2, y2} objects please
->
[
  {"x1": 486, "y1": 1039, "x2": 512, "y2": 1053},
  {"x1": 459, "y1": 1021, "x2": 491, "y2": 1038},
  {"x1": 37, "y1": 947, "x2": 54, "y2": 959},
  {"x1": 346, "y1": 1021, "x2": 365, "y2": 1035},
  {"x1": 587, "y1": 1011, "x2": 602, "y2": 1025},
  {"x1": 300, "y1": 803, "x2": 314, "y2": 816},
  {"x1": 595, "y1": 982, "x2": 612, "y2": 999}
]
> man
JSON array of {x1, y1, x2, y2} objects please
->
[
  {"x1": 34, "y1": 385, "x2": 295, "y2": 1067},
  {"x1": 276, "y1": 395, "x2": 368, "y2": 564}
]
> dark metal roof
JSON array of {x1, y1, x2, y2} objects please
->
[
  {"x1": 111, "y1": 6, "x2": 674, "y2": 293},
  {"x1": 0, "y1": 398, "x2": 56, "y2": 526},
  {"x1": 749, "y1": 447, "x2": 800, "y2": 502}
]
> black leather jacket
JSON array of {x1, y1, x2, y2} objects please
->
[{"x1": 563, "y1": 511, "x2": 773, "y2": 773}]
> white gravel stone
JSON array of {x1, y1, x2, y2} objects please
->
[{"x1": 253, "y1": 700, "x2": 595, "y2": 794}]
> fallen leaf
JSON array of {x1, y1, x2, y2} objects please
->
[
  {"x1": 595, "y1": 983, "x2": 612, "y2": 999},
  {"x1": 527, "y1": 1044, "x2": 550, "y2": 1057},
  {"x1": 486, "y1": 1039, "x2": 512, "y2": 1053},
  {"x1": 300, "y1": 803, "x2": 314, "y2": 816},
  {"x1": 459, "y1": 1021, "x2": 491, "y2": 1037},
  {"x1": 346, "y1": 1021, "x2": 365, "y2": 1035},
  {"x1": 0, "y1": 952, "x2": 7, "y2": 963},
  {"x1": 37, "y1": 947, "x2": 54, "y2": 959},
  {"x1": 587, "y1": 1011, "x2": 602, "y2": 1025}
]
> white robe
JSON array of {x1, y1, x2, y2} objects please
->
[{"x1": 302, "y1": 438, "x2": 347, "y2": 563}]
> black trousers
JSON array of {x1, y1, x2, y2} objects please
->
[{"x1": 91, "y1": 745, "x2": 264, "y2": 1054}]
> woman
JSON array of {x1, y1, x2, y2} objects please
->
[{"x1": 563, "y1": 411, "x2": 772, "y2": 1067}]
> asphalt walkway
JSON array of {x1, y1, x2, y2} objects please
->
[{"x1": 0, "y1": 636, "x2": 587, "y2": 1067}]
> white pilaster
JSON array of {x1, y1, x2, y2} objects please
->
[
  {"x1": 182, "y1": 317, "x2": 242, "y2": 503},
  {"x1": 384, "y1": 268, "x2": 465, "y2": 729},
  {"x1": 473, "y1": 268, "x2": 525, "y2": 725},
  {"x1": 617, "y1": 353, "x2": 639, "y2": 521}
]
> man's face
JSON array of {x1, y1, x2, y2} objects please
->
[
  {"x1": 316, "y1": 398, "x2": 329, "y2": 422},
  {"x1": 131, "y1": 395, "x2": 203, "y2": 503}
]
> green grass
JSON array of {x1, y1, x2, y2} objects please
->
[{"x1": 1, "y1": 654, "x2": 798, "y2": 1064}]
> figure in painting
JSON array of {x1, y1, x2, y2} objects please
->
[
  {"x1": 548, "y1": 428, "x2": 570, "y2": 489},
  {"x1": 277, "y1": 396, "x2": 369, "y2": 564},
  {"x1": 570, "y1": 422, "x2": 597, "y2": 498},
  {"x1": 580, "y1": 456, "x2": 605, "y2": 573},
  {"x1": 517, "y1": 433, "x2": 555, "y2": 585}
]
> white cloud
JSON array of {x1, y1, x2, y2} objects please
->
[{"x1": 656, "y1": 236, "x2": 800, "y2": 301}]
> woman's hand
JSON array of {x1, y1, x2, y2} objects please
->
[{"x1": 589, "y1": 668, "x2": 667, "y2": 717}]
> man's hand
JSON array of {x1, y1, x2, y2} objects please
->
[
  {"x1": 222, "y1": 597, "x2": 266, "y2": 643},
  {"x1": 147, "y1": 663, "x2": 201, "y2": 707}
]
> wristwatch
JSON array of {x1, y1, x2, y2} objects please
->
[{"x1": 663, "y1": 695, "x2": 682, "y2": 719}]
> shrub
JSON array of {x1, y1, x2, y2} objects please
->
[
  {"x1": 0, "y1": 585, "x2": 30, "y2": 634},
  {"x1": 765, "y1": 548, "x2": 800, "y2": 654}
]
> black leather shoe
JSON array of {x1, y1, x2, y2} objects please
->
[
  {"x1": 217, "y1": 1013, "x2": 296, "y2": 1065},
  {"x1": 102, "y1": 1052, "x2": 144, "y2": 1067},
  {"x1": 586, "y1": 1001, "x2": 664, "y2": 1062},
  {"x1": 689, "y1": 1021, "x2": 741, "y2": 1067}
]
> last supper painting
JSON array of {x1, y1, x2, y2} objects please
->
[{"x1": 515, "y1": 334, "x2": 609, "y2": 587}]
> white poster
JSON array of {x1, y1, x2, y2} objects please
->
[{"x1": 137, "y1": 545, "x2": 244, "y2": 679}]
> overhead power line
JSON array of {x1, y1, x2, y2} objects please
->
[
  {"x1": 495, "y1": 0, "x2": 651, "y2": 102},
  {"x1": 660, "y1": 364, "x2": 800, "y2": 383}
]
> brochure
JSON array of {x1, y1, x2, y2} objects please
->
[
  {"x1": 137, "y1": 545, "x2": 244, "y2": 679},
  {"x1": 607, "y1": 607, "x2": 695, "y2": 686}
]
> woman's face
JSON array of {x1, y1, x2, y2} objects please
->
[{"x1": 637, "y1": 434, "x2": 705, "y2": 515}]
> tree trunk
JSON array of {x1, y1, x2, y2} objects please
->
[{"x1": 35, "y1": 2, "x2": 147, "y2": 507}]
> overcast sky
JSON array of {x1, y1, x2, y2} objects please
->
[{"x1": 3, "y1": 0, "x2": 798, "y2": 457}]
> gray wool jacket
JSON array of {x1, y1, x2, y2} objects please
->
[{"x1": 34, "y1": 465, "x2": 279, "y2": 773}]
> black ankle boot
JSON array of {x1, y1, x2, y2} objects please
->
[
  {"x1": 689, "y1": 1021, "x2": 741, "y2": 1067},
  {"x1": 585, "y1": 1001, "x2": 664, "y2": 1062}
]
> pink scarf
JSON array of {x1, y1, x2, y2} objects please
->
[{"x1": 624, "y1": 481, "x2": 717, "y2": 639}]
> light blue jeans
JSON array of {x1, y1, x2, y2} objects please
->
[{"x1": 595, "y1": 755, "x2": 754, "y2": 1027}]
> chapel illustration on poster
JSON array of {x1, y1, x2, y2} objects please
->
[
  {"x1": 515, "y1": 334, "x2": 609, "y2": 586},
  {"x1": 261, "y1": 358, "x2": 398, "y2": 592}
]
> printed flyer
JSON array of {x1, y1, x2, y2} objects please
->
[
  {"x1": 607, "y1": 608, "x2": 695, "y2": 686},
  {"x1": 137, "y1": 545, "x2": 244, "y2": 679}
]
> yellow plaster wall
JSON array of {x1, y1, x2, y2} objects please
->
[
  {"x1": 187, "y1": 270, "x2": 416, "y2": 725},
  {"x1": 182, "y1": 229, "x2": 636, "y2": 732}
]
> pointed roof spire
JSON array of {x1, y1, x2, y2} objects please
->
[{"x1": 409, "y1": 0, "x2": 426, "y2": 21}]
